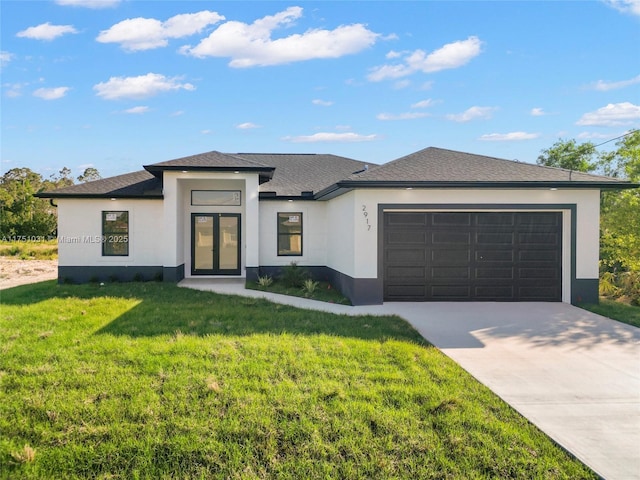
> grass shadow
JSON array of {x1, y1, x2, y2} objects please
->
[{"x1": 1, "y1": 280, "x2": 427, "y2": 345}]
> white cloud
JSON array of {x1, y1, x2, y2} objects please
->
[
  {"x1": 97, "y1": 11, "x2": 224, "y2": 51},
  {"x1": 376, "y1": 112, "x2": 429, "y2": 121},
  {"x1": 446, "y1": 106, "x2": 496, "y2": 122},
  {"x1": 181, "y1": 6, "x2": 379, "y2": 67},
  {"x1": 368, "y1": 36, "x2": 483, "y2": 82},
  {"x1": 385, "y1": 50, "x2": 403, "y2": 59},
  {"x1": 56, "y1": 0, "x2": 121, "y2": 7},
  {"x1": 312, "y1": 99, "x2": 334, "y2": 106},
  {"x1": 604, "y1": 0, "x2": 640, "y2": 17},
  {"x1": 236, "y1": 122, "x2": 261, "y2": 129},
  {"x1": 33, "y1": 86, "x2": 69, "y2": 100},
  {"x1": 16, "y1": 23, "x2": 78, "y2": 41},
  {"x1": 590, "y1": 74, "x2": 640, "y2": 91},
  {"x1": 411, "y1": 99, "x2": 435, "y2": 109},
  {"x1": 530, "y1": 107, "x2": 546, "y2": 116},
  {"x1": 93, "y1": 73, "x2": 195, "y2": 100},
  {"x1": 393, "y1": 79, "x2": 411, "y2": 89},
  {"x1": 201, "y1": 129, "x2": 213, "y2": 135},
  {"x1": 4, "y1": 83, "x2": 24, "y2": 98},
  {"x1": 123, "y1": 106, "x2": 149, "y2": 114},
  {"x1": 1, "y1": 51, "x2": 14, "y2": 67},
  {"x1": 479, "y1": 132, "x2": 540, "y2": 141},
  {"x1": 576, "y1": 102, "x2": 640, "y2": 126},
  {"x1": 170, "y1": 110, "x2": 185, "y2": 117},
  {"x1": 283, "y1": 132, "x2": 378, "y2": 143}
]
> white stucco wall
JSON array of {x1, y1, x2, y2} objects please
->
[
  {"x1": 325, "y1": 191, "x2": 357, "y2": 277},
  {"x1": 56, "y1": 198, "x2": 163, "y2": 266},
  {"x1": 258, "y1": 200, "x2": 327, "y2": 266}
]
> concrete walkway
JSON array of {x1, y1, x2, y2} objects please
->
[{"x1": 180, "y1": 279, "x2": 640, "y2": 480}]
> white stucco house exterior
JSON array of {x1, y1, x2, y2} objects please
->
[{"x1": 38, "y1": 147, "x2": 638, "y2": 305}]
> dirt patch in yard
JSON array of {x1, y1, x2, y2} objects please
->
[{"x1": 0, "y1": 257, "x2": 58, "y2": 290}]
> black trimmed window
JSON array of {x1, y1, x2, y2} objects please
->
[
  {"x1": 102, "y1": 211, "x2": 129, "y2": 256},
  {"x1": 278, "y1": 212, "x2": 302, "y2": 256}
]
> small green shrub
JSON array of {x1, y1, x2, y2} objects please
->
[
  {"x1": 599, "y1": 269, "x2": 639, "y2": 306},
  {"x1": 280, "y1": 262, "x2": 310, "y2": 288},
  {"x1": 599, "y1": 271, "x2": 620, "y2": 297},
  {"x1": 257, "y1": 275, "x2": 273, "y2": 288},
  {"x1": 302, "y1": 279, "x2": 319, "y2": 297}
]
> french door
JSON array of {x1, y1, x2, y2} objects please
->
[{"x1": 191, "y1": 213, "x2": 241, "y2": 275}]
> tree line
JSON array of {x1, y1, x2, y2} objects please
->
[
  {"x1": 536, "y1": 130, "x2": 639, "y2": 303},
  {"x1": 0, "y1": 167, "x2": 100, "y2": 238}
]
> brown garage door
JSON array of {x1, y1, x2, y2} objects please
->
[{"x1": 383, "y1": 212, "x2": 562, "y2": 301}]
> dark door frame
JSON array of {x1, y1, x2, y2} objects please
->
[{"x1": 191, "y1": 213, "x2": 241, "y2": 275}]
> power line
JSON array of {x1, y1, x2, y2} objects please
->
[{"x1": 593, "y1": 130, "x2": 637, "y2": 149}]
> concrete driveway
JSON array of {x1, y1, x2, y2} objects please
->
[
  {"x1": 384, "y1": 302, "x2": 640, "y2": 480},
  {"x1": 181, "y1": 280, "x2": 640, "y2": 479}
]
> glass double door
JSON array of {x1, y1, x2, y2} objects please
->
[{"x1": 191, "y1": 214, "x2": 241, "y2": 275}]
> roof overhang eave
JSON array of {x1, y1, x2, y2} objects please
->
[
  {"x1": 143, "y1": 164, "x2": 275, "y2": 180},
  {"x1": 333, "y1": 180, "x2": 640, "y2": 190},
  {"x1": 34, "y1": 193, "x2": 164, "y2": 199}
]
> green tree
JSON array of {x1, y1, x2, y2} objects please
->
[
  {"x1": 599, "y1": 130, "x2": 640, "y2": 273},
  {"x1": 77, "y1": 167, "x2": 101, "y2": 183},
  {"x1": 0, "y1": 168, "x2": 57, "y2": 236},
  {"x1": 537, "y1": 138, "x2": 598, "y2": 172}
]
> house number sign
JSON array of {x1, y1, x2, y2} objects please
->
[{"x1": 362, "y1": 205, "x2": 371, "y2": 231}]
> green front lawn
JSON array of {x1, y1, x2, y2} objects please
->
[
  {"x1": 0, "y1": 282, "x2": 595, "y2": 479},
  {"x1": 580, "y1": 298, "x2": 640, "y2": 328}
]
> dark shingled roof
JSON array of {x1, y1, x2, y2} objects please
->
[
  {"x1": 234, "y1": 153, "x2": 369, "y2": 196},
  {"x1": 145, "y1": 150, "x2": 272, "y2": 172},
  {"x1": 344, "y1": 147, "x2": 633, "y2": 185},
  {"x1": 36, "y1": 170, "x2": 162, "y2": 198},
  {"x1": 37, "y1": 147, "x2": 637, "y2": 199}
]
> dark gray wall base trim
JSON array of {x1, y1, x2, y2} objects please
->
[
  {"x1": 58, "y1": 265, "x2": 163, "y2": 284},
  {"x1": 326, "y1": 268, "x2": 383, "y2": 305},
  {"x1": 163, "y1": 264, "x2": 185, "y2": 282},
  {"x1": 252, "y1": 265, "x2": 382, "y2": 306},
  {"x1": 572, "y1": 279, "x2": 599, "y2": 305}
]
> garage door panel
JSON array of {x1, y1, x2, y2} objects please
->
[
  {"x1": 431, "y1": 266, "x2": 470, "y2": 279},
  {"x1": 518, "y1": 213, "x2": 560, "y2": 226},
  {"x1": 476, "y1": 250, "x2": 514, "y2": 262},
  {"x1": 384, "y1": 211, "x2": 562, "y2": 302},
  {"x1": 432, "y1": 249, "x2": 471, "y2": 265},
  {"x1": 474, "y1": 285, "x2": 515, "y2": 299},
  {"x1": 519, "y1": 286, "x2": 560, "y2": 300},
  {"x1": 476, "y1": 233, "x2": 514, "y2": 245},
  {"x1": 430, "y1": 285, "x2": 470, "y2": 298},
  {"x1": 519, "y1": 250, "x2": 558, "y2": 262},
  {"x1": 432, "y1": 213, "x2": 471, "y2": 226},
  {"x1": 519, "y1": 267, "x2": 560, "y2": 279},
  {"x1": 476, "y1": 213, "x2": 515, "y2": 226},
  {"x1": 432, "y1": 232, "x2": 470, "y2": 244},
  {"x1": 387, "y1": 231, "x2": 426, "y2": 244},
  {"x1": 386, "y1": 212, "x2": 427, "y2": 226},
  {"x1": 476, "y1": 267, "x2": 514, "y2": 279},
  {"x1": 387, "y1": 285, "x2": 426, "y2": 298},
  {"x1": 386, "y1": 248, "x2": 427, "y2": 263},
  {"x1": 519, "y1": 233, "x2": 559, "y2": 245},
  {"x1": 386, "y1": 266, "x2": 426, "y2": 280}
]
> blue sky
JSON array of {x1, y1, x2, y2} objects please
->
[{"x1": 2, "y1": 0, "x2": 639, "y2": 179}]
